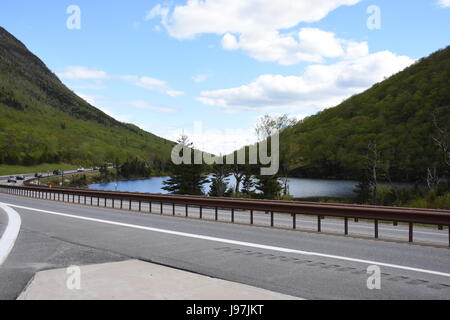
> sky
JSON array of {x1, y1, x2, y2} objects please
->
[{"x1": 0, "y1": 0, "x2": 449, "y2": 155}]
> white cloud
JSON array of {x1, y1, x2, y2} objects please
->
[
  {"x1": 148, "y1": 0, "x2": 363, "y2": 65},
  {"x1": 59, "y1": 67, "x2": 182, "y2": 97},
  {"x1": 222, "y1": 28, "x2": 369, "y2": 65},
  {"x1": 125, "y1": 100, "x2": 176, "y2": 113},
  {"x1": 197, "y1": 51, "x2": 415, "y2": 112},
  {"x1": 123, "y1": 75, "x2": 184, "y2": 96},
  {"x1": 151, "y1": 0, "x2": 360, "y2": 38},
  {"x1": 167, "y1": 121, "x2": 256, "y2": 155},
  {"x1": 58, "y1": 66, "x2": 109, "y2": 80},
  {"x1": 145, "y1": 4, "x2": 169, "y2": 22},
  {"x1": 167, "y1": 90, "x2": 185, "y2": 97},
  {"x1": 221, "y1": 33, "x2": 239, "y2": 50},
  {"x1": 437, "y1": 0, "x2": 450, "y2": 8},
  {"x1": 192, "y1": 74, "x2": 209, "y2": 83}
]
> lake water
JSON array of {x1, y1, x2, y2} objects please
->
[{"x1": 89, "y1": 176, "x2": 382, "y2": 199}]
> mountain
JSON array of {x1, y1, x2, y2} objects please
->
[
  {"x1": 0, "y1": 27, "x2": 175, "y2": 167},
  {"x1": 280, "y1": 46, "x2": 450, "y2": 182}
]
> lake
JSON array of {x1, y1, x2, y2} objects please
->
[{"x1": 88, "y1": 176, "x2": 404, "y2": 199}]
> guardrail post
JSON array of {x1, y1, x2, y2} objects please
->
[
  {"x1": 185, "y1": 204, "x2": 188, "y2": 217},
  {"x1": 231, "y1": 208, "x2": 234, "y2": 223},
  {"x1": 393, "y1": 221, "x2": 398, "y2": 226},
  {"x1": 318, "y1": 216, "x2": 322, "y2": 232},
  {"x1": 374, "y1": 219, "x2": 379, "y2": 239},
  {"x1": 149, "y1": 202, "x2": 152, "y2": 213},
  {"x1": 270, "y1": 212, "x2": 274, "y2": 227},
  {"x1": 129, "y1": 200, "x2": 132, "y2": 210},
  {"x1": 173, "y1": 203, "x2": 175, "y2": 216},
  {"x1": 120, "y1": 199, "x2": 123, "y2": 209},
  {"x1": 409, "y1": 223, "x2": 413, "y2": 243},
  {"x1": 344, "y1": 217, "x2": 348, "y2": 235},
  {"x1": 139, "y1": 201, "x2": 142, "y2": 212},
  {"x1": 215, "y1": 207, "x2": 218, "y2": 221},
  {"x1": 160, "y1": 202, "x2": 163, "y2": 214},
  {"x1": 292, "y1": 214, "x2": 296, "y2": 229},
  {"x1": 438, "y1": 225, "x2": 443, "y2": 230},
  {"x1": 199, "y1": 206, "x2": 203, "y2": 219},
  {"x1": 250, "y1": 210, "x2": 254, "y2": 225}
]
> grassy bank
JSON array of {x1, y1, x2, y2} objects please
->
[
  {"x1": 0, "y1": 163, "x2": 78, "y2": 176},
  {"x1": 40, "y1": 169, "x2": 169, "y2": 188},
  {"x1": 40, "y1": 170, "x2": 115, "y2": 188},
  {"x1": 296, "y1": 192, "x2": 450, "y2": 210}
]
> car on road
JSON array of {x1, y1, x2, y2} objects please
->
[
  {"x1": 7, "y1": 176, "x2": 16, "y2": 183},
  {"x1": 15, "y1": 175, "x2": 25, "y2": 180},
  {"x1": 34, "y1": 173, "x2": 43, "y2": 178},
  {"x1": 77, "y1": 168, "x2": 85, "y2": 172}
]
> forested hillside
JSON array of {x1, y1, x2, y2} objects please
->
[
  {"x1": 0, "y1": 27, "x2": 174, "y2": 167},
  {"x1": 281, "y1": 46, "x2": 450, "y2": 183}
]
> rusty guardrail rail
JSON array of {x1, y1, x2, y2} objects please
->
[{"x1": 1, "y1": 183, "x2": 449, "y2": 246}]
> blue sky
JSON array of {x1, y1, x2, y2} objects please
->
[{"x1": 0, "y1": 0, "x2": 449, "y2": 154}]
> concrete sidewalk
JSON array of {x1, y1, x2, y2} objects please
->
[{"x1": 18, "y1": 260, "x2": 301, "y2": 300}]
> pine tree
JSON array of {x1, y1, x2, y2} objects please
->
[
  {"x1": 354, "y1": 169, "x2": 372, "y2": 204},
  {"x1": 162, "y1": 135, "x2": 209, "y2": 195},
  {"x1": 208, "y1": 162, "x2": 231, "y2": 197},
  {"x1": 241, "y1": 165, "x2": 257, "y2": 196},
  {"x1": 255, "y1": 174, "x2": 282, "y2": 200}
]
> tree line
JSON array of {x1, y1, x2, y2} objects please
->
[{"x1": 162, "y1": 115, "x2": 297, "y2": 200}]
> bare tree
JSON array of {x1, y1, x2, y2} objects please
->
[
  {"x1": 426, "y1": 167, "x2": 441, "y2": 191},
  {"x1": 231, "y1": 163, "x2": 245, "y2": 194},
  {"x1": 365, "y1": 142, "x2": 381, "y2": 204},
  {"x1": 255, "y1": 114, "x2": 297, "y2": 141},
  {"x1": 432, "y1": 112, "x2": 450, "y2": 169},
  {"x1": 254, "y1": 114, "x2": 296, "y2": 197}
]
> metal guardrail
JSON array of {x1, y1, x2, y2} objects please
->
[{"x1": 1, "y1": 184, "x2": 449, "y2": 246}]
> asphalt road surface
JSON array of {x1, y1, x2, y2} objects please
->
[
  {"x1": 0, "y1": 192, "x2": 449, "y2": 300},
  {"x1": 0, "y1": 169, "x2": 95, "y2": 186}
]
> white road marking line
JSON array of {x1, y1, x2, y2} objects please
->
[
  {"x1": 0, "y1": 203, "x2": 21, "y2": 266},
  {"x1": 3, "y1": 202, "x2": 450, "y2": 278}
]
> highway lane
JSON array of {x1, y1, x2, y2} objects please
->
[
  {"x1": 0, "y1": 168, "x2": 95, "y2": 186},
  {"x1": 0, "y1": 193, "x2": 449, "y2": 300}
]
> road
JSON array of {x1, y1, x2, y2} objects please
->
[
  {"x1": 0, "y1": 168, "x2": 96, "y2": 186},
  {"x1": 0, "y1": 191, "x2": 449, "y2": 300}
]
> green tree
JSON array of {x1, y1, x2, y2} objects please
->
[
  {"x1": 255, "y1": 174, "x2": 282, "y2": 200},
  {"x1": 354, "y1": 169, "x2": 373, "y2": 204},
  {"x1": 162, "y1": 135, "x2": 209, "y2": 195},
  {"x1": 208, "y1": 161, "x2": 231, "y2": 197}
]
